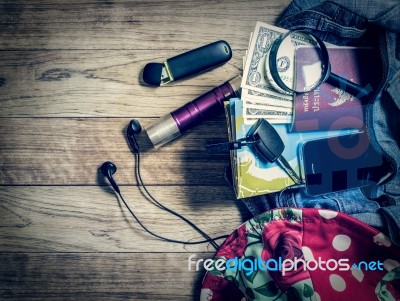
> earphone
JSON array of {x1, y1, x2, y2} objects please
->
[{"x1": 101, "y1": 119, "x2": 227, "y2": 250}]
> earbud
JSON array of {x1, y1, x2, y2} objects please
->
[
  {"x1": 127, "y1": 119, "x2": 142, "y2": 154},
  {"x1": 101, "y1": 161, "x2": 120, "y2": 194},
  {"x1": 100, "y1": 119, "x2": 226, "y2": 249}
]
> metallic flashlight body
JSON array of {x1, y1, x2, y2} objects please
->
[{"x1": 146, "y1": 75, "x2": 242, "y2": 148}]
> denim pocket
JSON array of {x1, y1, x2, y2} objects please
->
[
  {"x1": 277, "y1": 1, "x2": 368, "y2": 45},
  {"x1": 288, "y1": 187, "x2": 380, "y2": 214}
]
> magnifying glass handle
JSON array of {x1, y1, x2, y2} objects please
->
[{"x1": 327, "y1": 73, "x2": 371, "y2": 99}]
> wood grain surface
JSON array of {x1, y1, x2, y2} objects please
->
[{"x1": 0, "y1": 0, "x2": 290, "y2": 300}]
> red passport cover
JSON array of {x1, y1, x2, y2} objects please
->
[{"x1": 291, "y1": 47, "x2": 374, "y2": 132}]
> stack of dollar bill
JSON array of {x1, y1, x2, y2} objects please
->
[{"x1": 240, "y1": 21, "x2": 295, "y2": 125}]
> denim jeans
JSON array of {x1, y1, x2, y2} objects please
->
[{"x1": 241, "y1": 0, "x2": 400, "y2": 245}]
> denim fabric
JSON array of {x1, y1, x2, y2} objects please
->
[
  {"x1": 242, "y1": 189, "x2": 385, "y2": 229},
  {"x1": 242, "y1": 0, "x2": 400, "y2": 245}
]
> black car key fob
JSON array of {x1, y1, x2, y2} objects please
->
[
  {"x1": 247, "y1": 119, "x2": 284, "y2": 163},
  {"x1": 143, "y1": 40, "x2": 232, "y2": 86},
  {"x1": 248, "y1": 119, "x2": 302, "y2": 184},
  {"x1": 206, "y1": 119, "x2": 302, "y2": 184}
]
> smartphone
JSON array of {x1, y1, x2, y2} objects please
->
[{"x1": 299, "y1": 132, "x2": 388, "y2": 196}]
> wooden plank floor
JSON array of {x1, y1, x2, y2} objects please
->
[{"x1": 0, "y1": 1, "x2": 290, "y2": 299}]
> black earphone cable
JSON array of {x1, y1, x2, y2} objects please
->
[
  {"x1": 132, "y1": 144, "x2": 226, "y2": 249},
  {"x1": 116, "y1": 189, "x2": 228, "y2": 246},
  {"x1": 102, "y1": 121, "x2": 230, "y2": 249}
]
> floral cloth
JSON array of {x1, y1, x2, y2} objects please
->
[{"x1": 200, "y1": 208, "x2": 400, "y2": 300}]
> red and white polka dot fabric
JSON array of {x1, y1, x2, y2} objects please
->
[{"x1": 200, "y1": 208, "x2": 400, "y2": 301}]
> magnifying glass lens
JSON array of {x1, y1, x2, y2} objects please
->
[{"x1": 271, "y1": 32, "x2": 329, "y2": 93}]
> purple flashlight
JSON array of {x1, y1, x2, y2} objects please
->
[{"x1": 146, "y1": 75, "x2": 241, "y2": 148}]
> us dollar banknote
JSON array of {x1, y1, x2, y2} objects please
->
[
  {"x1": 243, "y1": 100, "x2": 292, "y2": 114},
  {"x1": 244, "y1": 107, "x2": 291, "y2": 117},
  {"x1": 242, "y1": 88, "x2": 292, "y2": 108},
  {"x1": 241, "y1": 22, "x2": 309, "y2": 101}
]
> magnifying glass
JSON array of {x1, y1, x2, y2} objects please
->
[{"x1": 267, "y1": 30, "x2": 371, "y2": 98}]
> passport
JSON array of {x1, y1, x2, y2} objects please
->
[{"x1": 291, "y1": 47, "x2": 375, "y2": 132}]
